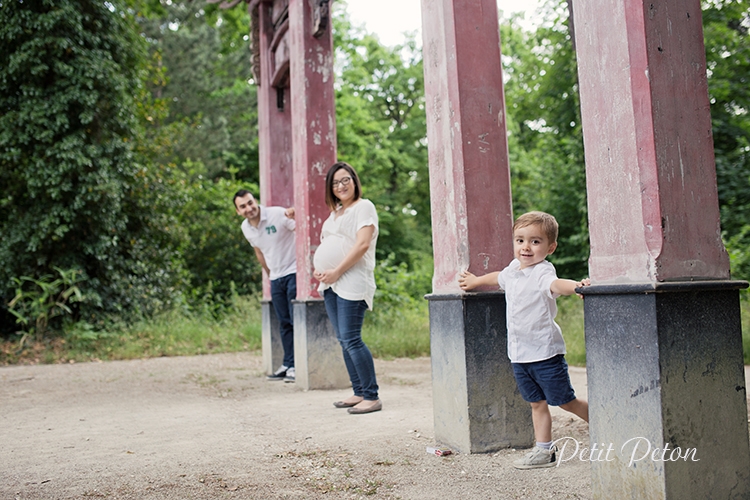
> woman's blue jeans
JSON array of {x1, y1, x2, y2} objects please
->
[{"x1": 323, "y1": 288, "x2": 379, "y2": 401}]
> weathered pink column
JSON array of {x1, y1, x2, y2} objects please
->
[
  {"x1": 252, "y1": 0, "x2": 295, "y2": 375},
  {"x1": 288, "y1": 0, "x2": 348, "y2": 390},
  {"x1": 421, "y1": 0, "x2": 532, "y2": 453},
  {"x1": 573, "y1": 0, "x2": 750, "y2": 496}
]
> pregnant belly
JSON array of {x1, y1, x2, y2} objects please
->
[{"x1": 314, "y1": 235, "x2": 351, "y2": 272}]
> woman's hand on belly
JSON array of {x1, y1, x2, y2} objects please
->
[{"x1": 314, "y1": 268, "x2": 342, "y2": 285}]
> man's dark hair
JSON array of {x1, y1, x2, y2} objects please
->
[{"x1": 233, "y1": 189, "x2": 255, "y2": 207}]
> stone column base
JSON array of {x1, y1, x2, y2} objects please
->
[
  {"x1": 582, "y1": 281, "x2": 750, "y2": 499},
  {"x1": 293, "y1": 298, "x2": 350, "y2": 391},
  {"x1": 426, "y1": 292, "x2": 533, "y2": 453},
  {"x1": 261, "y1": 299, "x2": 283, "y2": 375}
]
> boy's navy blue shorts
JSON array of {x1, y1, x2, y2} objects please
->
[{"x1": 512, "y1": 354, "x2": 576, "y2": 406}]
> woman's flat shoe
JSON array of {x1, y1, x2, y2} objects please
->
[
  {"x1": 333, "y1": 400, "x2": 359, "y2": 408},
  {"x1": 347, "y1": 400, "x2": 382, "y2": 414}
]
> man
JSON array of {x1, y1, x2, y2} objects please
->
[{"x1": 234, "y1": 189, "x2": 297, "y2": 382}]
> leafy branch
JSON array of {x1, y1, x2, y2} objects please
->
[{"x1": 7, "y1": 267, "x2": 87, "y2": 339}]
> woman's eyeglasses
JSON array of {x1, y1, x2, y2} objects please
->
[{"x1": 332, "y1": 176, "x2": 352, "y2": 188}]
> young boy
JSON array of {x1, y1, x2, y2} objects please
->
[{"x1": 458, "y1": 211, "x2": 589, "y2": 469}]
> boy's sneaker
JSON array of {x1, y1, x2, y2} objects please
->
[
  {"x1": 266, "y1": 365, "x2": 288, "y2": 381},
  {"x1": 284, "y1": 367, "x2": 295, "y2": 383},
  {"x1": 512, "y1": 445, "x2": 557, "y2": 469}
]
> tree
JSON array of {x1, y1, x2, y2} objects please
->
[
  {"x1": 702, "y1": 0, "x2": 750, "y2": 279},
  {"x1": 132, "y1": 0, "x2": 260, "y2": 182},
  {"x1": 333, "y1": 6, "x2": 432, "y2": 267},
  {"x1": 501, "y1": 2, "x2": 589, "y2": 279},
  {"x1": 0, "y1": 0, "x2": 183, "y2": 332},
  {"x1": 500, "y1": 0, "x2": 750, "y2": 280}
]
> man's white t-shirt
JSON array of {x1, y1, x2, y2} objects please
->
[
  {"x1": 241, "y1": 206, "x2": 296, "y2": 281},
  {"x1": 314, "y1": 199, "x2": 378, "y2": 309},
  {"x1": 497, "y1": 259, "x2": 566, "y2": 364}
]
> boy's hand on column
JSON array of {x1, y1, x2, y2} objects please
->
[
  {"x1": 458, "y1": 271, "x2": 477, "y2": 291},
  {"x1": 575, "y1": 278, "x2": 591, "y2": 298}
]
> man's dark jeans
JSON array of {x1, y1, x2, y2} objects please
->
[{"x1": 270, "y1": 273, "x2": 296, "y2": 368}]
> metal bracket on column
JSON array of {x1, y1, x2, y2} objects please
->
[{"x1": 310, "y1": 0, "x2": 330, "y2": 38}]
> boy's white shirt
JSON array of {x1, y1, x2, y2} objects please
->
[
  {"x1": 497, "y1": 258, "x2": 566, "y2": 363},
  {"x1": 241, "y1": 205, "x2": 296, "y2": 281}
]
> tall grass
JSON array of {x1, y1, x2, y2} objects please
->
[
  {"x1": 0, "y1": 295, "x2": 262, "y2": 365},
  {"x1": 557, "y1": 295, "x2": 586, "y2": 366},
  {"x1": 363, "y1": 299, "x2": 430, "y2": 359},
  {"x1": 3, "y1": 291, "x2": 749, "y2": 367}
]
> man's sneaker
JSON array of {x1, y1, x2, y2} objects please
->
[
  {"x1": 267, "y1": 365, "x2": 288, "y2": 381},
  {"x1": 284, "y1": 367, "x2": 295, "y2": 383},
  {"x1": 512, "y1": 445, "x2": 557, "y2": 470}
]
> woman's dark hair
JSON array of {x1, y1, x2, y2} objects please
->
[{"x1": 325, "y1": 161, "x2": 362, "y2": 211}]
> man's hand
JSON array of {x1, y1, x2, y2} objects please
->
[{"x1": 284, "y1": 207, "x2": 295, "y2": 219}]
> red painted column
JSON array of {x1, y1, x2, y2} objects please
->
[
  {"x1": 574, "y1": 0, "x2": 729, "y2": 283},
  {"x1": 573, "y1": 1, "x2": 749, "y2": 497},
  {"x1": 286, "y1": 0, "x2": 348, "y2": 391},
  {"x1": 288, "y1": 0, "x2": 336, "y2": 300},
  {"x1": 421, "y1": 0, "x2": 532, "y2": 453},
  {"x1": 257, "y1": 0, "x2": 293, "y2": 300},
  {"x1": 422, "y1": 0, "x2": 514, "y2": 292}
]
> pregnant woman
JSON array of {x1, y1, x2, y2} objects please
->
[{"x1": 313, "y1": 162, "x2": 381, "y2": 415}]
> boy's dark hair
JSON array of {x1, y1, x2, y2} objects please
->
[
  {"x1": 513, "y1": 211, "x2": 559, "y2": 243},
  {"x1": 325, "y1": 161, "x2": 362, "y2": 211},
  {"x1": 233, "y1": 189, "x2": 256, "y2": 208}
]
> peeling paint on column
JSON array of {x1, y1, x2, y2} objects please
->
[
  {"x1": 576, "y1": 0, "x2": 728, "y2": 283},
  {"x1": 422, "y1": 0, "x2": 513, "y2": 293}
]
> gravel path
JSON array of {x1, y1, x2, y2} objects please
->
[{"x1": 2, "y1": 352, "x2": 595, "y2": 499}]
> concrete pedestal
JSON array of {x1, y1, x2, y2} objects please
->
[
  {"x1": 427, "y1": 292, "x2": 533, "y2": 453},
  {"x1": 583, "y1": 281, "x2": 750, "y2": 499},
  {"x1": 293, "y1": 299, "x2": 349, "y2": 391},
  {"x1": 261, "y1": 300, "x2": 283, "y2": 375}
]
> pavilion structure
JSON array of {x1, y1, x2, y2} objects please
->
[
  {"x1": 238, "y1": 0, "x2": 349, "y2": 391},
  {"x1": 420, "y1": 0, "x2": 749, "y2": 498},
  {"x1": 231, "y1": 0, "x2": 750, "y2": 496}
]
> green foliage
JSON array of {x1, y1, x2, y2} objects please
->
[
  {"x1": 333, "y1": 5, "x2": 432, "y2": 269},
  {"x1": 0, "y1": 0, "x2": 184, "y2": 331},
  {"x1": 176, "y1": 177, "x2": 262, "y2": 303},
  {"x1": 7, "y1": 267, "x2": 86, "y2": 337},
  {"x1": 133, "y1": 0, "x2": 260, "y2": 182},
  {"x1": 363, "y1": 300, "x2": 430, "y2": 360},
  {"x1": 373, "y1": 254, "x2": 433, "y2": 307},
  {"x1": 703, "y1": 0, "x2": 750, "y2": 279},
  {"x1": 501, "y1": 1, "x2": 589, "y2": 279}
]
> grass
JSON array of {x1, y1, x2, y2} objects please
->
[
  {"x1": 363, "y1": 299, "x2": 431, "y2": 360},
  {"x1": 0, "y1": 295, "x2": 262, "y2": 365},
  {"x1": 2, "y1": 292, "x2": 749, "y2": 367},
  {"x1": 557, "y1": 295, "x2": 586, "y2": 366}
]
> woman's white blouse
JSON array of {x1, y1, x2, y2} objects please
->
[{"x1": 314, "y1": 199, "x2": 378, "y2": 309}]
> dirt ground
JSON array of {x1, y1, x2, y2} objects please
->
[{"x1": 1, "y1": 352, "x2": 598, "y2": 499}]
